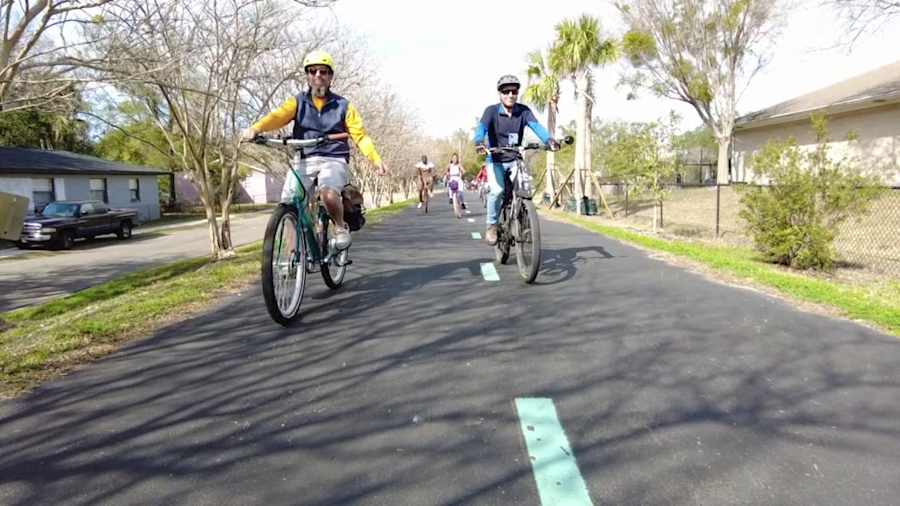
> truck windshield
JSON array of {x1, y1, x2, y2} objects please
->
[{"x1": 40, "y1": 203, "x2": 79, "y2": 217}]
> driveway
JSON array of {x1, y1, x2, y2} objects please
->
[{"x1": 0, "y1": 213, "x2": 270, "y2": 312}]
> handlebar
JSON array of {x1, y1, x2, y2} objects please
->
[
  {"x1": 248, "y1": 132, "x2": 349, "y2": 147},
  {"x1": 483, "y1": 135, "x2": 574, "y2": 154}
]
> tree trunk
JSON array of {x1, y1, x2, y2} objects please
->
[
  {"x1": 219, "y1": 194, "x2": 233, "y2": 253},
  {"x1": 573, "y1": 71, "x2": 589, "y2": 214},
  {"x1": 653, "y1": 201, "x2": 661, "y2": 232},
  {"x1": 204, "y1": 208, "x2": 223, "y2": 258},
  {"x1": 716, "y1": 135, "x2": 730, "y2": 184},
  {"x1": 544, "y1": 99, "x2": 558, "y2": 201},
  {"x1": 196, "y1": 171, "x2": 224, "y2": 258},
  {"x1": 583, "y1": 75, "x2": 594, "y2": 199}
]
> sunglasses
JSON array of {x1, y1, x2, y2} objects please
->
[
  {"x1": 307, "y1": 67, "x2": 333, "y2": 76},
  {"x1": 499, "y1": 88, "x2": 519, "y2": 96}
]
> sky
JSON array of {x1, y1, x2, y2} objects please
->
[{"x1": 315, "y1": 0, "x2": 900, "y2": 139}]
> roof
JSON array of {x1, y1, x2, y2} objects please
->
[
  {"x1": 0, "y1": 147, "x2": 170, "y2": 176},
  {"x1": 736, "y1": 59, "x2": 900, "y2": 130}
]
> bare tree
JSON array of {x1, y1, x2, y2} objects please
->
[
  {"x1": 618, "y1": 0, "x2": 784, "y2": 184},
  {"x1": 350, "y1": 88, "x2": 420, "y2": 207},
  {"x1": 89, "y1": 0, "x2": 330, "y2": 258},
  {"x1": 0, "y1": 0, "x2": 120, "y2": 112},
  {"x1": 825, "y1": 0, "x2": 900, "y2": 45}
]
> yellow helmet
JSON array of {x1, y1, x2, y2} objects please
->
[{"x1": 303, "y1": 50, "x2": 335, "y2": 73}]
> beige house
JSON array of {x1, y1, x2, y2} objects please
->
[
  {"x1": 733, "y1": 60, "x2": 900, "y2": 186},
  {"x1": 174, "y1": 166, "x2": 285, "y2": 206}
]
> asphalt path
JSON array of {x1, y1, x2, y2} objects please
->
[
  {"x1": 0, "y1": 198, "x2": 897, "y2": 505},
  {"x1": 0, "y1": 213, "x2": 270, "y2": 312}
]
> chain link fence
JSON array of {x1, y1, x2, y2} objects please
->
[{"x1": 577, "y1": 183, "x2": 900, "y2": 278}]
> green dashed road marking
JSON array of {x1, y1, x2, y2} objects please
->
[
  {"x1": 480, "y1": 262, "x2": 500, "y2": 281},
  {"x1": 516, "y1": 398, "x2": 594, "y2": 506},
  {"x1": 472, "y1": 232, "x2": 482, "y2": 239}
]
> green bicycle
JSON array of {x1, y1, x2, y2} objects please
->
[{"x1": 253, "y1": 134, "x2": 354, "y2": 326}]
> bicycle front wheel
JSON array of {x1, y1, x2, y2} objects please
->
[
  {"x1": 320, "y1": 215, "x2": 348, "y2": 289},
  {"x1": 262, "y1": 204, "x2": 308, "y2": 326},
  {"x1": 514, "y1": 199, "x2": 542, "y2": 283},
  {"x1": 495, "y1": 205, "x2": 511, "y2": 264}
]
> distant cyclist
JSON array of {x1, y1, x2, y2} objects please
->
[
  {"x1": 444, "y1": 153, "x2": 467, "y2": 210},
  {"x1": 473, "y1": 74, "x2": 558, "y2": 244},
  {"x1": 475, "y1": 163, "x2": 489, "y2": 204},
  {"x1": 415, "y1": 155, "x2": 435, "y2": 209}
]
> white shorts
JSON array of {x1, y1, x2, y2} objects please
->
[{"x1": 281, "y1": 155, "x2": 349, "y2": 202}]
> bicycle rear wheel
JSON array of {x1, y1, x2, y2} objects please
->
[
  {"x1": 262, "y1": 204, "x2": 307, "y2": 326},
  {"x1": 452, "y1": 193, "x2": 461, "y2": 218},
  {"x1": 514, "y1": 199, "x2": 542, "y2": 283},
  {"x1": 320, "y1": 214, "x2": 348, "y2": 289}
]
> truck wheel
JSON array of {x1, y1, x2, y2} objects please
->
[
  {"x1": 58, "y1": 231, "x2": 74, "y2": 250},
  {"x1": 117, "y1": 221, "x2": 133, "y2": 239}
]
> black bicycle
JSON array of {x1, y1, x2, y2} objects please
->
[{"x1": 487, "y1": 136, "x2": 573, "y2": 283}]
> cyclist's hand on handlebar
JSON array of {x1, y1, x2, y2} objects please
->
[
  {"x1": 241, "y1": 127, "x2": 258, "y2": 142},
  {"x1": 476, "y1": 144, "x2": 488, "y2": 156},
  {"x1": 376, "y1": 161, "x2": 388, "y2": 177},
  {"x1": 548, "y1": 139, "x2": 561, "y2": 151}
]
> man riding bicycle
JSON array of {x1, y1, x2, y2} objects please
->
[
  {"x1": 242, "y1": 49, "x2": 388, "y2": 250},
  {"x1": 415, "y1": 155, "x2": 434, "y2": 209},
  {"x1": 473, "y1": 74, "x2": 559, "y2": 245}
]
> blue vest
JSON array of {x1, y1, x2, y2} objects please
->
[{"x1": 292, "y1": 92, "x2": 350, "y2": 160}]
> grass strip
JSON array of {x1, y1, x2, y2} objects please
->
[
  {"x1": 0, "y1": 200, "x2": 412, "y2": 398},
  {"x1": 544, "y1": 209, "x2": 900, "y2": 336}
]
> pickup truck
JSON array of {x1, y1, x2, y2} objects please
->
[{"x1": 18, "y1": 201, "x2": 139, "y2": 250}]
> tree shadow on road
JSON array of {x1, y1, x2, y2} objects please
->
[{"x1": 1, "y1": 206, "x2": 899, "y2": 505}]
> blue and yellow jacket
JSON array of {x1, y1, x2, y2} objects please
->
[{"x1": 252, "y1": 92, "x2": 382, "y2": 165}]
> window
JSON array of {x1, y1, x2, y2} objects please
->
[
  {"x1": 89, "y1": 178, "x2": 108, "y2": 203},
  {"x1": 129, "y1": 178, "x2": 140, "y2": 201},
  {"x1": 80, "y1": 203, "x2": 94, "y2": 216},
  {"x1": 31, "y1": 178, "x2": 55, "y2": 209}
]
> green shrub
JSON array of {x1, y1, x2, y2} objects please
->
[{"x1": 738, "y1": 117, "x2": 883, "y2": 271}]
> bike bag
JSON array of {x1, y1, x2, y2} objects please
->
[{"x1": 341, "y1": 185, "x2": 366, "y2": 231}]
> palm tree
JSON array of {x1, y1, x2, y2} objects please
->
[
  {"x1": 522, "y1": 49, "x2": 561, "y2": 202},
  {"x1": 549, "y1": 15, "x2": 618, "y2": 214}
]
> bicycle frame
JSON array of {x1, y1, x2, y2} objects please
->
[
  {"x1": 286, "y1": 168, "x2": 324, "y2": 264},
  {"x1": 498, "y1": 161, "x2": 531, "y2": 236},
  {"x1": 256, "y1": 134, "x2": 348, "y2": 268}
]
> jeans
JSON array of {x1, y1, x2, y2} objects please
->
[{"x1": 485, "y1": 160, "x2": 519, "y2": 225}]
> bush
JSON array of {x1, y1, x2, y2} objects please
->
[{"x1": 738, "y1": 118, "x2": 883, "y2": 271}]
